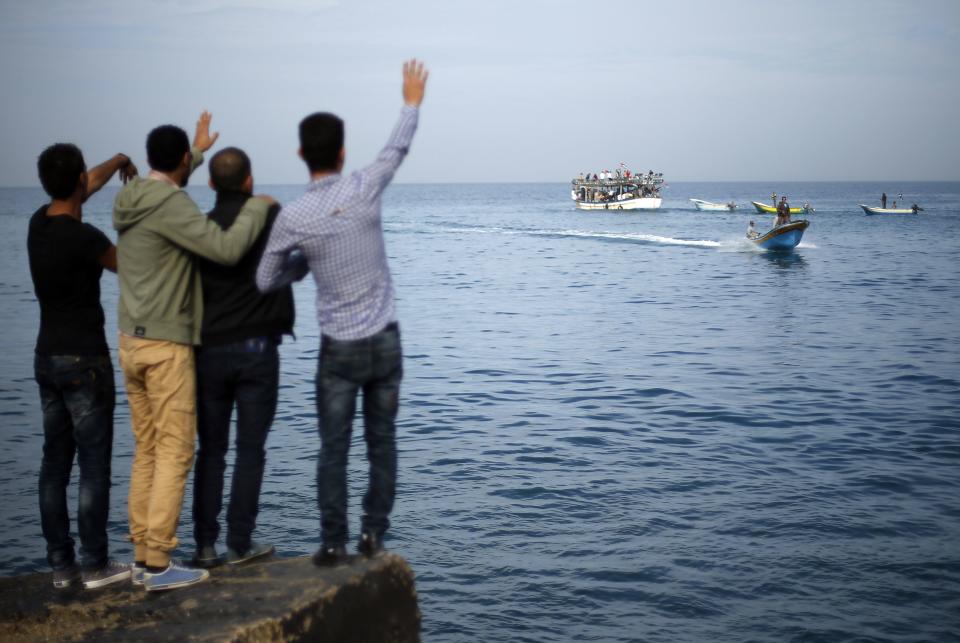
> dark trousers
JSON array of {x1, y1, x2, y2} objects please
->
[
  {"x1": 34, "y1": 354, "x2": 115, "y2": 571},
  {"x1": 193, "y1": 337, "x2": 279, "y2": 553},
  {"x1": 317, "y1": 323, "x2": 402, "y2": 547}
]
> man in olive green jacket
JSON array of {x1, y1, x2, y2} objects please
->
[{"x1": 113, "y1": 112, "x2": 274, "y2": 592}]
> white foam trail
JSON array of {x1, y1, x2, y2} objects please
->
[
  {"x1": 431, "y1": 224, "x2": 721, "y2": 248},
  {"x1": 416, "y1": 223, "x2": 818, "y2": 251},
  {"x1": 550, "y1": 229, "x2": 720, "y2": 247}
]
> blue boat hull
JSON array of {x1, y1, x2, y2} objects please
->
[{"x1": 751, "y1": 220, "x2": 809, "y2": 251}]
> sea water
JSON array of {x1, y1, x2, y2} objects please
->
[{"x1": 0, "y1": 182, "x2": 958, "y2": 641}]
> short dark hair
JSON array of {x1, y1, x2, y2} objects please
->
[
  {"x1": 37, "y1": 143, "x2": 85, "y2": 200},
  {"x1": 209, "y1": 147, "x2": 251, "y2": 193},
  {"x1": 299, "y1": 112, "x2": 343, "y2": 172},
  {"x1": 146, "y1": 124, "x2": 190, "y2": 172}
]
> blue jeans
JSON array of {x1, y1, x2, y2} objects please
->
[
  {"x1": 316, "y1": 323, "x2": 402, "y2": 547},
  {"x1": 34, "y1": 354, "x2": 115, "y2": 571},
  {"x1": 193, "y1": 337, "x2": 279, "y2": 553}
]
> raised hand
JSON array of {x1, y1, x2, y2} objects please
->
[
  {"x1": 193, "y1": 111, "x2": 220, "y2": 153},
  {"x1": 119, "y1": 157, "x2": 139, "y2": 184},
  {"x1": 402, "y1": 59, "x2": 428, "y2": 107}
]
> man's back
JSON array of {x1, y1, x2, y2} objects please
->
[
  {"x1": 255, "y1": 58, "x2": 427, "y2": 566},
  {"x1": 258, "y1": 105, "x2": 419, "y2": 340},
  {"x1": 279, "y1": 174, "x2": 395, "y2": 339},
  {"x1": 28, "y1": 208, "x2": 111, "y2": 356},
  {"x1": 199, "y1": 193, "x2": 294, "y2": 346},
  {"x1": 113, "y1": 173, "x2": 269, "y2": 345}
]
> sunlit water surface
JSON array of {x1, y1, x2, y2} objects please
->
[{"x1": 1, "y1": 182, "x2": 958, "y2": 641}]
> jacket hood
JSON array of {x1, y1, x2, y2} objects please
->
[{"x1": 113, "y1": 177, "x2": 181, "y2": 232}]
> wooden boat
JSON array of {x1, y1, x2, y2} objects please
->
[
  {"x1": 752, "y1": 201, "x2": 813, "y2": 215},
  {"x1": 859, "y1": 204, "x2": 921, "y2": 215},
  {"x1": 690, "y1": 198, "x2": 736, "y2": 211},
  {"x1": 748, "y1": 220, "x2": 809, "y2": 251},
  {"x1": 571, "y1": 171, "x2": 664, "y2": 210}
]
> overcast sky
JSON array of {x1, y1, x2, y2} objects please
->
[{"x1": 1, "y1": 0, "x2": 958, "y2": 185}]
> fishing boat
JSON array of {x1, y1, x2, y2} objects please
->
[
  {"x1": 571, "y1": 171, "x2": 663, "y2": 210},
  {"x1": 691, "y1": 198, "x2": 736, "y2": 211},
  {"x1": 859, "y1": 204, "x2": 922, "y2": 215},
  {"x1": 752, "y1": 201, "x2": 813, "y2": 215},
  {"x1": 747, "y1": 220, "x2": 810, "y2": 251}
]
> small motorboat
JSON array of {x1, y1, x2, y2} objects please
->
[
  {"x1": 691, "y1": 198, "x2": 736, "y2": 211},
  {"x1": 859, "y1": 204, "x2": 922, "y2": 215},
  {"x1": 752, "y1": 201, "x2": 813, "y2": 215},
  {"x1": 748, "y1": 220, "x2": 810, "y2": 251}
]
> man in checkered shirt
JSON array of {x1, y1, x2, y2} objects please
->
[{"x1": 257, "y1": 59, "x2": 428, "y2": 566}]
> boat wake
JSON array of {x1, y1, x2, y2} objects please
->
[
  {"x1": 389, "y1": 222, "x2": 814, "y2": 251},
  {"x1": 531, "y1": 228, "x2": 721, "y2": 247},
  {"x1": 427, "y1": 224, "x2": 721, "y2": 248}
]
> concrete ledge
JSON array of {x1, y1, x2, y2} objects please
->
[{"x1": 0, "y1": 553, "x2": 420, "y2": 642}]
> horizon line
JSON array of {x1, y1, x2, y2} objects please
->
[{"x1": 2, "y1": 178, "x2": 959, "y2": 190}]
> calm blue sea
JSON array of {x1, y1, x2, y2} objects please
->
[{"x1": 1, "y1": 181, "x2": 959, "y2": 641}]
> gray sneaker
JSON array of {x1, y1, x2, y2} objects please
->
[
  {"x1": 82, "y1": 559, "x2": 131, "y2": 589},
  {"x1": 226, "y1": 541, "x2": 275, "y2": 566},
  {"x1": 192, "y1": 545, "x2": 223, "y2": 569},
  {"x1": 144, "y1": 561, "x2": 209, "y2": 592},
  {"x1": 52, "y1": 564, "x2": 81, "y2": 589}
]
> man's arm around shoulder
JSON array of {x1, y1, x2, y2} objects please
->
[
  {"x1": 256, "y1": 208, "x2": 307, "y2": 293},
  {"x1": 160, "y1": 192, "x2": 276, "y2": 266}
]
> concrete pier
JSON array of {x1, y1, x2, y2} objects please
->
[{"x1": 0, "y1": 553, "x2": 420, "y2": 642}]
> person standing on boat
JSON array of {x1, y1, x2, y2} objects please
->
[
  {"x1": 771, "y1": 192, "x2": 777, "y2": 207},
  {"x1": 776, "y1": 196, "x2": 791, "y2": 227},
  {"x1": 881, "y1": 192, "x2": 887, "y2": 208}
]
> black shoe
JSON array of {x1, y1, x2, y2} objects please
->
[
  {"x1": 312, "y1": 544, "x2": 348, "y2": 568},
  {"x1": 226, "y1": 541, "x2": 275, "y2": 566},
  {"x1": 357, "y1": 531, "x2": 384, "y2": 557},
  {"x1": 192, "y1": 545, "x2": 224, "y2": 569}
]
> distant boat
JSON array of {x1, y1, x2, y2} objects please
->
[
  {"x1": 571, "y1": 171, "x2": 664, "y2": 210},
  {"x1": 748, "y1": 220, "x2": 810, "y2": 251},
  {"x1": 690, "y1": 198, "x2": 736, "y2": 211},
  {"x1": 859, "y1": 204, "x2": 922, "y2": 215},
  {"x1": 752, "y1": 201, "x2": 813, "y2": 215}
]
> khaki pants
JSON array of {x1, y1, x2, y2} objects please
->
[{"x1": 119, "y1": 334, "x2": 196, "y2": 568}]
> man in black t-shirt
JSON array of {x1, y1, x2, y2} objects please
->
[
  {"x1": 191, "y1": 147, "x2": 306, "y2": 569},
  {"x1": 27, "y1": 143, "x2": 137, "y2": 590}
]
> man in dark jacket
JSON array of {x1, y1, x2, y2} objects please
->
[{"x1": 192, "y1": 147, "x2": 307, "y2": 568}]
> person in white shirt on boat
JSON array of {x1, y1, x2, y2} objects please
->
[{"x1": 747, "y1": 220, "x2": 759, "y2": 239}]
